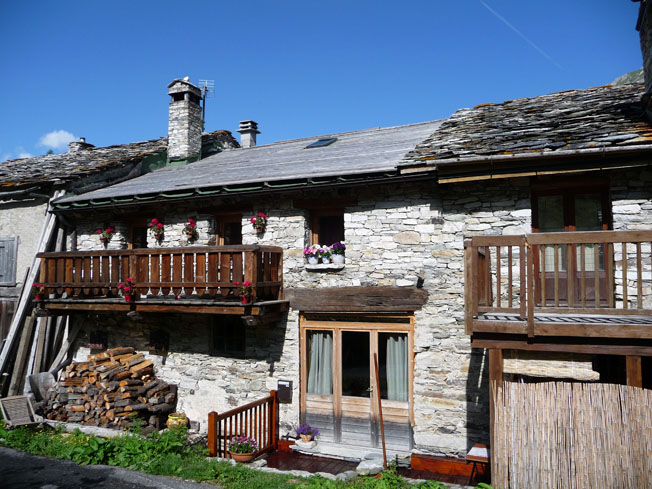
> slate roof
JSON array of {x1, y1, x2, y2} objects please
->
[
  {"x1": 0, "y1": 131, "x2": 236, "y2": 188},
  {"x1": 403, "y1": 84, "x2": 652, "y2": 166},
  {"x1": 53, "y1": 120, "x2": 443, "y2": 207}
]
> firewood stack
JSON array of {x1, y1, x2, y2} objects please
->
[{"x1": 43, "y1": 346, "x2": 177, "y2": 431}]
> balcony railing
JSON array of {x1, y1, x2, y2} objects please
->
[
  {"x1": 36, "y1": 245, "x2": 283, "y2": 304},
  {"x1": 464, "y1": 230, "x2": 652, "y2": 338}
]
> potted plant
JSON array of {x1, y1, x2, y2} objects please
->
[
  {"x1": 228, "y1": 435, "x2": 258, "y2": 463},
  {"x1": 296, "y1": 424, "x2": 319, "y2": 443},
  {"x1": 233, "y1": 280, "x2": 253, "y2": 304},
  {"x1": 117, "y1": 278, "x2": 136, "y2": 302},
  {"x1": 319, "y1": 245, "x2": 332, "y2": 264},
  {"x1": 303, "y1": 245, "x2": 320, "y2": 265},
  {"x1": 331, "y1": 241, "x2": 346, "y2": 264},
  {"x1": 96, "y1": 225, "x2": 115, "y2": 245},
  {"x1": 148, "y1": 218, "x2": 164, "y2": 241},
  {"x1": 32, "y1": 282, "x2": 45, "y2": 301},
  {"x1": 250, "y1": 212, "x2": 267, "y2": 233},
  {"x1": 183, "y1": 218, "x2": 197, "y2": 240}
]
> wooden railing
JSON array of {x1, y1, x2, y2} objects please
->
[
  {"x1": 207, "y1": 390, "x2": 278, "y2": 458},
  {"x1": 36, "y1": 245, "x2": 283, "y2": 302},
  {"x1": 465, "y1": 231, "x2": 652, "y2": 333}
]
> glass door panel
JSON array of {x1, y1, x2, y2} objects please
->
[
  {"x1": 340, "y1": 331, "x2": 372, "y2": 446},
  {"x1": 305, "y1": 331, "x2": 335, "y2": 442},
  {"x1": 378, "y1": 333, "x2": 411, "y2": 450}
]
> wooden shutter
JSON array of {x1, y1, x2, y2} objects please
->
[{"x1": 0, "y1": 237, "x2": 18, "y2": 286}]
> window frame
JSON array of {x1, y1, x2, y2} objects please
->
[
  {"x1": 215, "y1": 213, "x2": 242, "y2": 246},
  {"x1": 310, "y1": 209, "x2": 345, "y2": 246}
]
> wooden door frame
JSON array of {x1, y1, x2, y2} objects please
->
[{"x1": 299, "y1": 314, "x2": 415, "y2": 445}]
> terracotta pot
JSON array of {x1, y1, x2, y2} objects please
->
[
  {"x1": 230, "y1": 451, "x2": 256, "y2": 463},
  {"x1": 185, "y1": 231, "x2": 195, "y2": 239},
  {"x1": 124, "y1": 294, "x2": 135, "y2": 303},
  {"x1": 255, "y1": 225, "x2": 265, "y2": 233},
  {"x1": 240, "y1": 295, "x2": 251, "y2": 305},
  {"x1": 33, "y1": 294, "x2": 43, "y2": 301},
  {"x1": 300, "y1": 434, "x2": 313, "y2": 443}
]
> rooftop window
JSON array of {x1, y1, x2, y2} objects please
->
[{"x1": 305, "y1": 137, "x2": 337, "y2": 149}]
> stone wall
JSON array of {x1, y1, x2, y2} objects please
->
[
  {"x1": 0, "y1": 198, "x2": 48, "y2": 298},
  {"x1": 66, "y1": 167, "x2": 652, "y2": 457}
]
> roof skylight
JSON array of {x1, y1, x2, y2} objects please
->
[{"x1": 305, "y1": 137, "x2": 337, "y2": 149}]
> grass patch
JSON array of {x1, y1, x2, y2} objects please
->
[{"x1": 0, "y1": 421, "x2": 490, "y2": 488}]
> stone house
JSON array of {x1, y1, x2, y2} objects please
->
[
  {"x1": 16, "y1": 9, "x2": 652, "y2": 470},
  {"x1": 30, "y1": 64, "x2": 652, "y2": 464}
]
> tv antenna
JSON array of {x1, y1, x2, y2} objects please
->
[{"x1": 198, "y1": 79, "x2": 214, "y2": 127}]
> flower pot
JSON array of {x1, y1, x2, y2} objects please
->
[
  {"x1": 240, "y1": 295, "x2": 251, "y2": 305},
  {"x1": 321, "y1": 256, "x2": 331, "y2": 264},
  {"x1": 185, "y1": 232, "x2": 195, "y2": 239},
  {"x1": 332, "y1": 254, "x2": 345, "y2": 265},
  {"x1": 255, "y1": 225, "x2": 265, "y2": 233},
  {"x1": 300, "y1": 434, "x2": 314, "y2": 443},
  {"x1": 307, "y1": 256, "x2": 319, "y2": 265},
  {"x1": 230, "y1": 451, "x2": 256, "y2": 463},
  {"x1": 33, "y1": 294, "x2": 43, "y2": 301},
  {"x1": 166, "y1": 413, "x2": 188, "y2": 429},
  {"x1": 124, "y1": 294, "x2": 135, "y2": 303},
  {"x1": 99, "y1": 237, "x2": 107, "y2": 245}
]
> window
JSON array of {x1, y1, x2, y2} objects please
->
[
  {"x1": 129, "y1": 220, "x2": 148, "y2": 249},
  {"x1": 0, "y1": 237, "x2": 18, "y2": 286},
  {"x1": 311, "y1": 211, "x2": 344, "y2": 246},
  {"x1": 212, "y1": 316, "x2": 245, "y2": 357},
  {"x1": 305, "y1": 138, "x2": 337, "y2": 149},
  {"x1": 216, "y1": 214, "x2": 242, "y2": 245}
]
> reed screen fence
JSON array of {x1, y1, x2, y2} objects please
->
[{"x1": 492, "y1": 381, "x2": 652, "y2": 489}]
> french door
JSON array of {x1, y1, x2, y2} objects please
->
[
  {"x1": 532, "y1": 182, "x2": 612, "y2": 305},
  {"x1": 300, "y1": 316, "x2": 413, "y2": 450}
]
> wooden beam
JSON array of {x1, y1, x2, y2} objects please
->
[
  {"x1": 7, "y1": 313, "x2": 37, "y2": 395},
  {"x1": 472, "y1": 337, "x2": 652, "y2": 356},
  {"x1": 286, "y1": 286, "x2": 428, "y2": 312},
  {"x1": 488, "y1": 348, "x2": 503, "y2": 486},
  {"x1": 626, "y1": 356, "x2": 643, "y2": 388}
]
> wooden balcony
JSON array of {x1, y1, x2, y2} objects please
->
[
  {"x1": 35, "y1": 245, "x2": 287, "y2": 316},
  {"x1": 464, "y1": 231, "x2": 652, "y2": 354}
]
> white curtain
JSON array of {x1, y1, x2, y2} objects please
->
[
  {"x1": 307, "y1": 331, "x2": 333, "y2": 395},
  {"x1": 386, "y1": 334, "x2": 408, "y2": 402}
]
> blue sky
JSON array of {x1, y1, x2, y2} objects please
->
[{"x1": 0, "y1": 1, "x2": 644, "y2": 161}]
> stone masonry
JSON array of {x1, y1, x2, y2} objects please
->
[
  {"x1": 70, "y1": 166, "x2": 652, "y2": 457},
  {"x1": 168, "y1": 79, "x2": 203, "y2": 160}
]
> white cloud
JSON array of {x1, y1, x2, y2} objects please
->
[{"x1": 38, "y1": 130, "x2": 76, "y2": 149}]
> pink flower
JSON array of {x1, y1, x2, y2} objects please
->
[
  {"x1": 96, "y1": 229, "x2": 102, "y2": 234},
  {"x1": 118, "y1": 284, "x2": 123, "y2": 289},
  {"x1": 250, "y1": 217, "x2": 256, "y2": 224},
  {"x1": 124, "y1": 286, "x2": 131, "y2": 292},
  {"x1": 243, "y1": 281, "x2": 252, "y2": 287},
  {"x1": 257, "y1": 212, "x2": 267, "y2": 218},
  {"x1": 157, "y1": 223, "x2": 163, "y2": 229},
  {"x1": 188, "y1": 218, "x2": 195, "y2": 224},
  {"x1": 151, "y1": 218, "x2": 159, "y2": 225},
  {"x1": 233, "y1": 281, "x2": 240, "y2": 286}
]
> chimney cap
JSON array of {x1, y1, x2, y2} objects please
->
[
  {"x1": 167, "y1": 77, "x2": 201, "y2": 95},
  {"x1": 238, "y1": 120, "x2": 260, "y2": 134}
]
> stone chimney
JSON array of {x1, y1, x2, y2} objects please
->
[
  {"x1": 68, "y1": 137, "x2": 95, "y2": 153},
  {"x1": 167, "y1": 77, "x2": 203, "y2": 160},
  {"x1": 237, "y1": 120, "x2": 260, "y2": 148}
]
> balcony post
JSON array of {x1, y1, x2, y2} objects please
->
[{"x1": 244, "y1": 250, "x2": 258, "y2": 301}]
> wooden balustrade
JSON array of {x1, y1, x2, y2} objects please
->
[
  {"x1": 465, "y1": 231, "x2": 652, "y2": 335},
  {"x1": 207, "y1": 390, "x2": 278, "y2": 458},
  {"x1": 36, "y1": 245, "x2": 283, "y2": 302}
]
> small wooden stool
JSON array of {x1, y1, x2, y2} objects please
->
[{"x1": 466, "y1": 443, "x2": 489, "y2": 485}]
